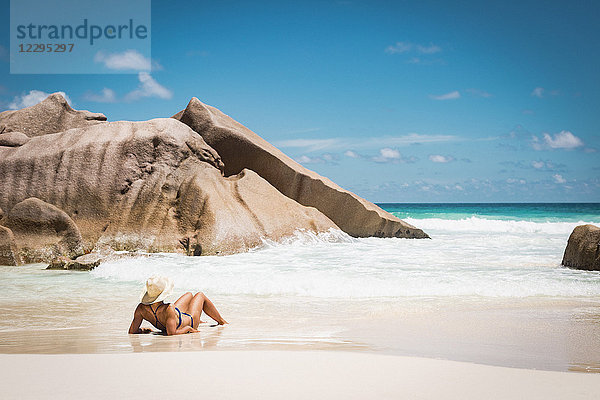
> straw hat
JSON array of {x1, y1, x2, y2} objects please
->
[{"x1": 140, "y1": 276, "x2": 174, "y2": 305}]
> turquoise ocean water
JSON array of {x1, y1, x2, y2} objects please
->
[{"x1": 380, "y1": 203, "x2": 600, "y2": 223}]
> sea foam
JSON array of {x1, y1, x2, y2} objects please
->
[
  {"x1": 91, "y1": 220, "x2": 600, "y2": 299},
  {"x1": 404, "y1": 217, "x2": 594, "y2": 235}
]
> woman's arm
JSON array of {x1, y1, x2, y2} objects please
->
[
  {"x1": 128, "y1": 304, "x2": 152, "y2": 334},
  {"x1": 176, "y1": 326, "x2": 199, "y2": 335},
  {"x1": 165, "y1": 316, "x2": 199, "y2": 335}
]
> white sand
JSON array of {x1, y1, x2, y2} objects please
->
[{"x1": 1, "y1": 351, "x2": 599, "y2": 400}]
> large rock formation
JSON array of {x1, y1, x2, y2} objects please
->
[
  {"x1": 0, "y1": 94, "x2": 428, "y2": 261},
  {"x1": 0, "y1": 93, "x2": 106, "y2": 138},
  {"x1": 0, "y1": 225, "x2": 21, "y2": 266},
  {"x1": 1, "y1": 198, "x2": 84, "y2": 263},
  {"x1": 0, "y1": 114, "x2": 336, "y2": 257},
  {"x1": 173, "y1": 98, "x2": 428, "y2": 239},
  {"x1": 562, "y1": 225, "x2": 600, "y2": 271}
]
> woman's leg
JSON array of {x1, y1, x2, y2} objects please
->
[
  {"x1": 173, "y1": 292, "x2": 193, "y2": 310},
  {"x1": 190, "y1": 292, "x2": 227, "y2": 326},
  {"x1": 174, "y1": 292, "x2": 206, "y2": 324}
]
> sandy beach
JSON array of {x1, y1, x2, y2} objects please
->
[
  {"x1": 2, "y1": 0, "x2": 599, "y2": 398},
  {"x1": 2, "y1": 351, "x2": 599, "y2": 400}
]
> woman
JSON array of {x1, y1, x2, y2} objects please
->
[{"x1": 129, "y1": 276, "x2": 227, "y2": 335}]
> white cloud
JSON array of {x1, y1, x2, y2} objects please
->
[
  {"x1": 385, "y1": 41, "x2": 442, "y2": 55},
  {"x1": 429, "y1": 154, "x2": 455, "y2": 163},
  {"x1": 296, "y1": 155, "x2": 322, "y2": 164},
  {"x1": 530, "y1": 87, "x2": 560, "y2": 98},
  {"x1": 543, "y1": 131, "x2": 583, "y2": 149},
  {"x1": 8, "y1": 90, "x2": 71, "y2": 109},
  {"x1": 532, "y1": 130, "x2": 583, "y2": 150},
  {"x1": 531, "y1": 87, "x2": 544, "y2": 98},
  {"x1": 553, "y1": 174, "x2": 566, "y2": 184},
  {"x1": 429, "y1": 91, "x2": 460, "y2": 100},
  {"x1": 416, "y1": 44, "x2": 441, "y2": 54},
  {"x1": 82, "y1": 88, "x2": 117, "y2": 103},
  {"x1": 94, "y1": 50, "x2": 160, "y2": 71},
  {"x1": 368, "y1": 133, "x2": 457, "y2": 146},
  {"x1": 385, "y1": 42, "x2": 412, "y2": 54},
  {"x1": 277, "y1": 133, "x2": 458, "y2": 152},
  {"x1": 502, "y1": 159, "x2": 565, "y2": 172},
  {"x1": 124, "y1": 72, "x2": 173, "y2": 101},
  {"x1": 82, "y1": 73, "x2": 172, "y2": 103},
  {"x1": 372, "y1": 148, "x2": 405, "y2": 163},
  {"x1": 531, "y1": 160, "x2": 545, "y2": 169},
  {"x1": 344, "y1": 150, "x2": 360, "y2": 158},
  {"x1": 274, "y1": 138, "x2": 340, "y2": 152},
  {"x1": 380, "y1": 148, "x2": 400, "y2": 159},
  {"x1": 466, "y1": 88, "x2": 492, "y2": 98},
  {"x1": 322, "y1": 153, "x2": 337, "y2": 162},
  {"x1": 406, "y1": 57, "x2": 445, "y2": 66},
  {"x1": 295, "y1": 153, "x2": 337, "y2": 164}
]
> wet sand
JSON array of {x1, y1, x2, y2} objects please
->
[
  {"x1": 1, "y1": 264, "x2": 600, "y2": 373},
  {"x1": 2, "y1": 290, "x2": 599, "y2": 372}
]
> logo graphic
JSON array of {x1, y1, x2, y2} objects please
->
[{"x1": 10, "y1": 0, "x2": 151, "y2": 74}]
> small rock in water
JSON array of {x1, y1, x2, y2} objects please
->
[
  {"x1": 46, "y1": 253, "x2": 103, "y2": 271},
  {"x1": 46, "y1": 256, "x2": 70, "y2": 270},
  {"x1": 68, "y1": 253, "x2": 103, "y2": 270},
  {"x1": 562, "y1": 224, "x2": 600, "y2": 271}
]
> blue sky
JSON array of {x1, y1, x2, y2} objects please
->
[{"x1": 1, "y1": 0, "x2": 598, "y2": 202}]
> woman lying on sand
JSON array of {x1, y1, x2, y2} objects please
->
[{"x1": 129, "y1": 276, "x2": 227, "y2": 335}]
